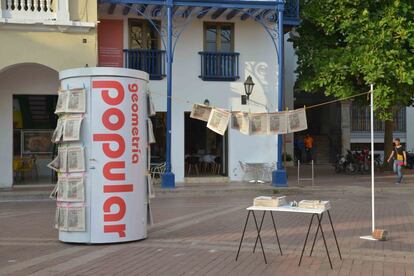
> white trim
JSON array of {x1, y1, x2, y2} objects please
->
[
  {"x1": 59, "y1": 67, "x2": 149, "y2": 82},
  {"x1": 0, "y1": 19, "x2": 95, "y2": 33}
]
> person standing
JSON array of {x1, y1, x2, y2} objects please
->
[
  {"x1": 387, "y1": 138, "x2": 407, "y2": 184},
  {"x1": 304, "y1": 134, "x2": 314, "y2": 163}
]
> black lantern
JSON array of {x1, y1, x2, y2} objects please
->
[{"x1": 244, "y1": 75, "x2": 255, "y2": 100}]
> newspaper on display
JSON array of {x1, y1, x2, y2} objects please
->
[
  {"x1": 147, "y1": 92, "x2": 156, "y2": 117},
  {"x1": 52, "y1": 117, "x2": 65, "y2": 143},
  {"x1": 54, "y1": 88, "x2": 86, "y2": 114},
  {"x1": 55, "y1": 90, "x2": 68, "y2": 114},
  {"x1": 47, "y1": 145, "x2": 67, "y2": 173},
  {"x1": 56, "y1": 206, "x2": 86, "y2": 232},
  {"x1": 231, "y1": 112, "x2": 250, "y2": 135},
  {"x1": 287, "y1": 108, "x2": 308, "y2": 133},
  {"x1": 249, "y1": 113, "x2": 268, "y2": 135},
  {"x1": 63, "y1": 115, "x2": 83, "y2": 142},
  {"x1": 268, "y1": 112, "x2": 288, "y2": 135},
  {"x1": 57, "y1": 175, "x2": 85, "y2": 202},
  {"x1": 148, "y1": 119, "x2": 156, "y2": 144},
  {"x1": 66, "y1": 88, "x2": 86, "y2": 113},
  {"x1": 207, "y1": 108, "x2": 231, "y2": 135},
  {"x1": 67, "y1": 145, "x2": 85, "y2": 173},
  {"x1": 190, "y1": 104, "x2": 212, "y2": 122},
  {"x1": 147, "y1": 174, "x2": 155, "y2": 199}
]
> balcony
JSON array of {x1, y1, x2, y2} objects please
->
[
  {"x1": 0, "y1": 0, "x2": 94, "y2": 32},
  {"x1": 123, "y1": 49, "x2": 166, "y2": 80},
  {"x1": 199, "y1": 52, "x2": 240, "y2": 81}
]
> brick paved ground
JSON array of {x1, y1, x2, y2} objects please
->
[{"x1": 1, "y1": 171, "x2": 414, "y2": 275}]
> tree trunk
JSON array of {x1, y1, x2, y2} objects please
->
[{"x1": 383, "y1": 120, "x2": 394, "y2": 171}]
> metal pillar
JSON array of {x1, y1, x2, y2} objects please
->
[
  {"x1": 272, "y1": 1, "x2": 287, "y2": 187},
  {"x1": 162, "y1": 0, "x2": 176, "y2": 188}
]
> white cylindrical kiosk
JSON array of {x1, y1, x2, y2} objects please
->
[{"x1": 58, "y1": 67, "x2": 149, "y2": 243}]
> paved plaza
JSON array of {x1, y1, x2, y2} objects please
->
[{"x1": 1, "y1": 169, "x2": 414, "y2": 275}]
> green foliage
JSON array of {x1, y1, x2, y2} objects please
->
[{"x1": 290, "y1": 0, "x2": 414, "y2": 119}]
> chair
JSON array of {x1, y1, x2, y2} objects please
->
[
  {"x1": 186, "y1": 156, "x2": 200, "y2": 176},
  {"x1": 213, "y1": 156, "x2": 221, "y2": 174},
  {"x1": 260, "y1": 162, "x2": 276, "y2": 182},
  {"x1": 150, "y1": 162, "x2": 166, "y2": 178},
  {"x1": 13, "y1": 156, "x2": 38, "y2": 181},
  {"x1": 239, "y1": 161, "x2": 256, "y2": 182}
]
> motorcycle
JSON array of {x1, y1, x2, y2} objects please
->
[{"x1": 334, "y1": 150, "x2": 358, "y2": 174}]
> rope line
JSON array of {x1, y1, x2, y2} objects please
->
[{"x1": 148, "y1": 89, "x2": 372, "y2": 113}]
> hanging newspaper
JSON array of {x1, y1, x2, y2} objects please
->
[
  {"x1": 67, "y1": 206, "x2": 86, "y2": 231},
  {"x1": 147, "y1": 119, "x2": 156, "y2": 144},
  {"x1": 67, "y1": 145, "x2": 85, "y2": 173},
  {"x1": 231, "y1": 112, "x2": 250, "y2": 135},
  {"x1": 52, "y1": 117, "x2": 65, "y2": 143},
  {"x1": 66, "y1": 88, "x2": 86, "y2": 113},
  {"x1": 287, "y1": 108, "x2": 308, "y2": 133},
  {"x1": 59, "y1": 146, "x2": 68, "y2": 173},
  {"x1": 268, "y1": 112, "x2": 288, "y2": 134},
  {"x1": 57, "y1": 206, "x2": 86, "y2": 232},
  {"x1": 47, "y1": 145, "x2": 67, "y2": 172},
  {"x1": 190, "y1": 104, "x2": 212, "y2": 122},
  {"x1": 147, "y1": 91, "x2": 156, "y2": 117},
  {"x1": 63, "y1": 114, "x2": 83, "y2": 141},
  {"x1": 249, "y1": 113, "x2": 268, "y2": 135},
  {"x1": 207, "y1": 108, "x2": 231, "y2": 135},
  {"x1": 147, "y1": 146, "x2": 151, "y2": 172},
  {"x1": 57, "y1": 175, "x2": 85, "y2": 202},
  {"x1": 147, "y1": 174, "x2": 155, "y2": 199},
  {"x1": 55, "y1": 90, "x2": 67, "y2": 114},
  {"x1": 54, "y1": 207, "x2": 60, "y2": 230}
]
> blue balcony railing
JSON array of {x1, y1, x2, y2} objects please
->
[
  {"x1": 124, "y1": 49, "x2": 166, "y2": 80},
  {"x1": 199, "y1": 51, "x2": 240, "y2": 81}
]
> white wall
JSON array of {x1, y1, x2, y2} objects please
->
[
  {"x1": 0, "y1": 63, "x2": 59, "y2": 188},
  {"x1": 99, "y1": 12, "x2": 297, "y2": 182}
]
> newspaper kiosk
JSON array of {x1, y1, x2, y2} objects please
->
[{"x1": 54, "y1": 67, "x2": 149, "y2": 244}]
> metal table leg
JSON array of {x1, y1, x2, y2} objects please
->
[
  {"x1": 236, "y1": 210, "x2": 251, "y2": 261},
  {"x1": 253, "y1": 211, "x2": 266, "y2": 253},
  {"x1": 252, "y1": 211, "x2": 267, "y2": 264},
  {"x1": 327, "y1": 210, "x2": 342, "y2": 260},
  {"x1": 270, "y1": 212, "x2": 283, "y2": 255},
  {"x1": 309, "y1": 213, "x2": 321, "y2": 256},
  {"x1": 316, "y1": 214, "x2": 333, "y2": 269},
  {"x1": 298, "y1": 214, "x2": 315, "y2": 266}
]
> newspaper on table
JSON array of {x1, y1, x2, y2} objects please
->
[
  {"x1": 268, "y1": 112, "x2": 288, "y2": 135},
  {"x1": 249, "y1": 113, "x2": 268, "y2": 135},
  {"x1": 147, "y1": 119, "x2": 156, "y2": 144},
  {"x1": 63, "y1": 114, "x2": 83, "y2": 141},
  {"x1": 66, "y1": 88, "x2": 86, "y2": 113},
  {"x1": 287, "y1": 108, "x2": 308, "y2": 133},
  {"x1": 231, "y1": 112, "x2": 250, "y2": 135},
  {"x1": 298, "y1": 200, "x2": 331, "y2": 210},
  {"x1": 55, "y1": 89, "x2": 67, "y2": 114},
  {"x1": 67, "y1": 145, "x2": 85, "y2": 173},
  {"x1": 207, "y1": 108, "x2": 231, "y2": 135},
  {"x1": 57, "y1": 175, "x2": 85, "y2": 202},
  {"x1": 190, "y1": 104, "x2": 212, "y2": 122},
  {"x1": 147, "y1": 91, "x2": 156, "y2": 117},
  {"x1": 52, "y1": 117, "x2": 65, "y2": 143}
]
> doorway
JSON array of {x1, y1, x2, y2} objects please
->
[
  {"x1": 184, "y1": 112, "x2": 227, "y2": 177},
  {"x1": 13, "y1": 95, "x2": 58, "y2": 185}
]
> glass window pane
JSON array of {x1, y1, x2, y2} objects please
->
[
  {"x1": 220, "y1": 27, "x2": 232, "y2": 52},
  {"x1": 206, "y1": 28, "x2": 217, "y2": 42},
  {"x1": 206, "y1": 42, "x2": 217, "y2": 52}
]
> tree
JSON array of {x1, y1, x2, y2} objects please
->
[{"x1": 290, "y1": 0, "x2": 414, "y2": 164}]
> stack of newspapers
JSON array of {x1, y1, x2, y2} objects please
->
[
  {"x1": 49, "y1": 88, "x2": 87, "y2": 232},
  {"x1": 298, "y1": 200, "x2": 331, "y2": 210},
  {"x1": 253, "y1": 196, "x2": 287, "y2": 207}
]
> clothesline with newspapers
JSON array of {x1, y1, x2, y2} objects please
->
[{"x1": 189, "y1": 104, "x2": 307, "y2": 136}]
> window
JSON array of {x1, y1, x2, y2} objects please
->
[
  {"x1": 200, "y1": 22, "x2": 239, "y2": 81},
  {"x1": 124, "y1": 19, "x2": 166, "y2": 80}
]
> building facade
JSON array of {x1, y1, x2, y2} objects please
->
[
  {"x1": 97, "y1": 1, "x2": 300, "y2": 183},
  {"x1": 0, "y1": 0, "x2": 97, "y2": 188}
]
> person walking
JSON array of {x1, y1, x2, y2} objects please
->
[
  {"x1": 304, "y1": 134, "x2": 314, "y2": 163},
  {"x1": 387, "y1": 138, "x2": 407, "y2": 184}
]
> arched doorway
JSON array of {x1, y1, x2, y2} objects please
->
[{"x1": 0, "y1": 63, "x2": 59, "y2": 188}]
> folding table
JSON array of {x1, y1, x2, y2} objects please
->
[{"x1": 235, "y1": 204, "x2": 342, "y2": 269}]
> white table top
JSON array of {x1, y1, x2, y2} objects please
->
[{"x1": 246, "y1": 205, "x2": 330, "y2": 214}]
